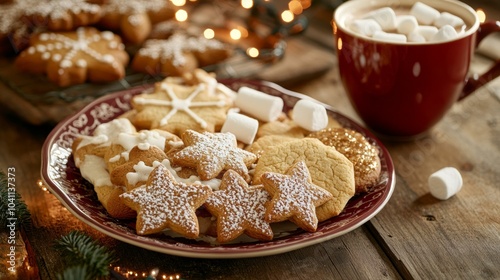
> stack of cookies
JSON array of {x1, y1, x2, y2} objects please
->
[
  {"x1": 2, "y1": 0, "x2": 232, "y2": 87},
  {"x1": 72, "y1": 69, "x2": 382, "y2": 243}
]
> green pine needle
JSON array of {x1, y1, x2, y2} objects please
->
[
  {"x1": 0, "y1": 170, "x2": 32, "y2": 230},
  {"x1": 55, "y1": 231, "x2": 116, "y2": 279},
  {"x1": 56, "y1": 265, "x2": 94, "y2": 280}
]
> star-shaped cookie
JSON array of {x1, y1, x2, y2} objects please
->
[
  {"x1": 120, "y1": 164, "x2": 212, "y2": 237},
  {"x1": 260, "y1": 161, "x2": 333, "y2": 232},
  {"x1": 204, "y1": 170, "x2": 273, "y2": 243},
  {"x1": 171, "y1": 130, "x2": 257, "y2": 182}
]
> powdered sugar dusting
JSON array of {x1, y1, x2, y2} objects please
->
[{"x1": 121, "y1": 165, "x2": 212, "y2": 236}]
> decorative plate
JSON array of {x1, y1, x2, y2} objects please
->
[{"x1": 41, "y1": 79, "x2": 395, "y2": 258}]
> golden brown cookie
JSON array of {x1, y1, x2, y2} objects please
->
[
  {"x1": 260, "y1": 161, "x2": 333, "y2": 232},
  {"x1": 204, "y1": 170, "x2": 273, "y2": 243},
  {"x1": 15, "y1": 27, "x2": 129, "y2": 87},
  {"x1": 22, "y1": 0, "x2": 102, "y2": 31},
  {"x1": 120, "y1": 164, "x2": 212, "y2": 237},
  {"x1": 131, "y1": 81, "x2": 232, "y2": 135},
  {"x1": 131, "y1": 34, "x2": 231, "y2": 76},
  {"x1": 246, "y1": 135, "x2": 297, "y2": 159},
  {"x1": 256, "y1": 120, "x2": 307, "y2": 139},
  {"x1": 171, "y1": 130, "x2": 257, "y2": 182},
  {"x1": 308, "y1": 128, "x2": 381, "y2": 194},
  {"x1": 253, "y1": 138, "x2": 355, "y2": 222},
  {"x1": 98, "y1": 0, "x2": 175, "y2": 44}
]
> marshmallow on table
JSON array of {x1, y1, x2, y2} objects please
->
[
  {"x1": 349, "y1": 19, "x2": 382, "y2": 36},
  {"x1": 434, "y1": 12, "x2": 465, "y2": 28},
  {"x1": 373, "y1": 30, "x2": 407, "y2": 43},
  {"x1": 410, "y1": 2, "x2": 440, "y2": 25},
  {"x1": 292, "y1": 99, "x2": 328, "y2": 132},
  {"x1": 235, "y1": 87, "x2": 284, "y2": 122},
  {"x1": 430, "y1": 25, "x2": 458, "y2": 42},
  {"x1": 428, "y1": 167, "x2": 463, "y2": 200},
  {"x1": 221, "y1": 112, "x2": 259, "y2": 144},
  {"x1": 364, "y1": 7, "x2": 397, "y2": 31},
  {"x1": 396, "y1": 15, "x2": 419, "y2": 35}
]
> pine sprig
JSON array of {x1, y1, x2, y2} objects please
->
[
  {"x1": 54, "y1": 231, "x2": 116, "y2": 279},
  {"x1": 0, "y1": 171, "x2": 32, "y2": 230}
]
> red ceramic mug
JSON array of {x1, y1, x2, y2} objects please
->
[{"x1": 333, "y1": 0, "x2": 500, "y2": 139}]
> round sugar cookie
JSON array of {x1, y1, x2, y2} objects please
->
[
  {"x1": 253, "y1": 138, "x2": 355, "y2": 221},
  {"x1": 308, "y1": 128, "x2": 381, "y2": 194}
]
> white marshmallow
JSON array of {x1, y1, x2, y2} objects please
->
[
  {"x1": 410, "y1": 2, "x2": 440, "y2": 25},
  {"x1": 349, "y1": 19, "x2": 382, "y2": 37},
  {"x1": 434, "y1": 12, "x2": 465, "y2": 28},
  {"x1": 408, "y1": 31, "x2": 426, "y2": 43},
  {"x1": 364, "y1": 7, "x2": 397, "y2": 31},
  {"x1": 235, "y1": 87, "x2": 284, "y2": 122},
  {"x1": 221, "y1": 112, "x2": 259, "y2": 144},
  {"x1": 428, "y1": 167, "x2": 463, "y2": 200},
  {"x1": 415, "y1": 25, "x2": 439, "y2": 41},
  {"x1": 396, "y1": 15, "x2": 419, "y2": 35},
  {"x1": 373, "y1": 30, "x2": 407, "y2": 43},
  {"x1": 430, "y1": 25, "x2": 458, "y2": 42},
  {"x1": 292, "y1": 99, "x2": 328, "y2": 132}
]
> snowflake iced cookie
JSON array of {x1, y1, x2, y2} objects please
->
[
  {"x1": 131, "y1": 81, "x2": 232, "y2": 135},
  {"x1": 171, "y1": 130, "x2": 257, "y2": 182},
  {"x1": 22, "y1": 0, "x2": 102, "y2": 31},
  {"x1": 260, "y1": 161, "x2": 333, "y2": 232},
  {"x1": 98, "y1": 0, "x2": 176, "y2": 44},
  {"x1": 14, "y1": 27, "x2": 129, "y2": 87},
  {"x1": 253, "y1": 138, "x2": 355, "y2": 222},
  {"x1": 204, "y1": 170, "x2": 273, "y2": 243},
  {"x1": 120, "y1": 164, "x2": 212, "y2": 237},
  {"x1": 131, "y1": 33, "x2": 231, "y2": 76}
]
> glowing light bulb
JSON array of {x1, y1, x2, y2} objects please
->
[
  {"x1": 230, "y1": 29, "x2": 242, "y2": 40},
  {"x1": 171, "y1": 0, "x2": 186, "y2": 6},
  {"x1": 281, "y1": 10, "x2": 294, "y2": 23},
  {"x1": 241, "y1": 0, "x2": 253, "y2": 9},
  {"x1": 204, "y1": 28, "x2": 215, "y2": 39},
  {"x1": 476, "y1": 9, "x2": 486, "y2": 23},
  {"x1": 246, "y1": 47, "x2": 259, "y2": 58},
  {"x1": 289, "y1": 0, "x2": 303, "y2": 15},
  {"x1": 175, "y1": 9, "x2": 188, "y2": 22}
]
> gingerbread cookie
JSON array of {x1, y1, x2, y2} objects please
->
[
  {"x1": 99, "y1": 0, "x2": 176, "y2": 44},
  {"x1": 308, "y1": 128, "x2": 381, "y2": 194},
  {"x1": 253, "y1": 138, "x2": 355, "y2": 222},
  {"x1": 131, "y1": 81, "x2": 232, "y2": 134},
  {"x1": 22, "y1": 0, "x2": 102, "y2": 31},
  {"x1": 131, "y1": 34, "x2": 231, "y2": 76},
  {"x1": 120, "y1": 164, "x2": 212, "y2": 237},
  {"x1": 15, "y1": 27, "x2": 129, "y2": 87},
  {"x1": 204, "y1": 170, "x2": 273, "y2": 243},
  {"x1": 0, "y1": 1, "x2": 32, "y2": 54},
  {"x1": 171, "y1": 130, "x2": 257, "y2": 182},
  {"x1": 260, "y1": 161, "x2": 333, "y2": 232}
]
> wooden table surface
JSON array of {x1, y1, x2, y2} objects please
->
[{"x1": 1, "y1": 1, "x2": 499, "y2": 279}]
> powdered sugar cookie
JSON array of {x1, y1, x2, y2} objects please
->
[
  {"x1": 131, "y1": 34, "x2": 231, "y2": 76},
  {"x1": 253, "y1": 138, "x2": 355, "y2": 222},
  {"x1": 22, "y1": 0, "x2": 102, "y2": 31},
  {"x1": 171, "y1": 130, "x2": 257, "y2": 182},
  {"x1": 120, "y1": 164, "x2": 212, "y2": 237},
  {"x1": 260, "y1": 161, "x2": 333, "y2": 232},
  {"x1": 15, "y1": 27, "x2": 129, "y2": 87},
  {"x1": 131, "y1": 81, "x2": 232, "y2": 135},
  {"x1": 308, "y1": 128, "x2": 381, "y2": 194},
  {"x1": 204, "y1": 170, "x2": 272, "y2": 243}
]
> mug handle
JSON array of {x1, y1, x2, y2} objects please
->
[{"x1": 460, "y1": 20, "x2": 500, "y2": 100}]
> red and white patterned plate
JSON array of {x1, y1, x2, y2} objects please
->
[{"x1": 41, "y1": 79, "x2": 395, "y2": 258}]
